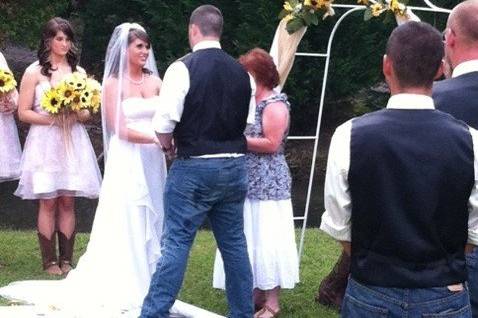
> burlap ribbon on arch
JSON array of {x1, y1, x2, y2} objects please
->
[{"x1": 269, "y1": 18, "x2": 307, "y2": 92}]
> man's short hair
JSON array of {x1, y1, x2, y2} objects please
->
[
  {"x1": 189, "y1": 5, "x2": 223, "y2": 38},
  {"x1": 386, "y1": 21, "x2": 443, "y2": 89}
]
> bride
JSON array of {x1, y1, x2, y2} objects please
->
[{"x1": 0, "y1": 23, "x2": 223, "y2": 318}]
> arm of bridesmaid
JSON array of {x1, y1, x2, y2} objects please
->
[{"x1": 17, "y1": 65, "x2": 56, "y2": 126}]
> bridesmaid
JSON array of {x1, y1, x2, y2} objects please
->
[
  {"x1": 15, "y1": 17, "x2": 101, "y2": 275},
  {"x1": 0, "y1": 52, "x2": 21, "y2": 182}
]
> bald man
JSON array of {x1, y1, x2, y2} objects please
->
[{"x1": 433, "y1": 1, "x2": 478, "y2": 316}]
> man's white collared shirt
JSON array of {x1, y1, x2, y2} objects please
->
[{"x1": 452, "y1": 59, "x2": 478, "y2": 78}]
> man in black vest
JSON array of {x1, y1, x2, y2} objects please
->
[
  {"x1": 321, "y1": 21, "x2": 478, "y2": 317},
  {"x1": 433, "y1": 3, "x2": 478, "y2": 314},
  {"x1": 140, "y1": 5, "x2": 254, "y2": 318}
]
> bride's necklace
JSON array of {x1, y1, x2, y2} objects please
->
[{"x1": 126, "y1": 73, "x2": 144, "y2": 85}]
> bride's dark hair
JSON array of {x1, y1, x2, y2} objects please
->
[
  {"x1": 109, "y1": 28, "x2": 153, "y2": 77},
  {"x1": 38, "y1": 17, "x2": 79, "y2": 78}
]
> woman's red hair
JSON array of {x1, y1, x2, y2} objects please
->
[{"x1": 239, "y1": 48, "x2": 279, "y2": 90}]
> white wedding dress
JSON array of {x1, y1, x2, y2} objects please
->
[{"x1": 0, "y1": 97, "x2": 224, "y2": 318}]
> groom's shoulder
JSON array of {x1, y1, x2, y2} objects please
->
[{"x1": 177, "y1": 52, "x2": 193, "y2": 63}]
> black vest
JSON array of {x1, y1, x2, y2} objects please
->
[
  {"x1": 349, "y1": 109, "x2": 474, "y2": 287},
  {"x1": 173, "y1": 48, "x2": 251, "y2": 157}
]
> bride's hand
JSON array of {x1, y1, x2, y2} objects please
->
[
  {"x1": 154, "y1": 136, "x2": 176, "y2": 160},
  {"x1": 152, "y1": 135, "x2": 161, "y2": 145}
]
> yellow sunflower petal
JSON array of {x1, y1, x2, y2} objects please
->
[{"x1": 41, "y1": 89, "x2": 63, "y2": 114}]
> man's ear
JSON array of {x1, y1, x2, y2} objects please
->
[
  {"x1": 190, "y1": 24, "x2": 200, "y2": 37},
  {"x1": 445, "y1": 29, "x2": 456, "y2": 49},
  {"x1": 434, "y1": 60, "x2": 445, "y2": 80},
  {"x1": 383, "y1": 54, "x2": 392, "y2": 78}
]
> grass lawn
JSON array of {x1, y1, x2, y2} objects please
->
[{"x1": 0, "y1": 228, "x2": 340, "y2": 317}]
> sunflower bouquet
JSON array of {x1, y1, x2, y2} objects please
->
[
  {"x1": 41, "y1": 72, "x2": 101, "y2": 152},
  {"x1": 0, "y1": 69, "x2": 17, "y2": 113},
  {"x1": 0, "y1": 69, "x2": 17, "y2": 95},
  {"x1": 41, "y1": 72, "x2": 101, "y2": 115}
]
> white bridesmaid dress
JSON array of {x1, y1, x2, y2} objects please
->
[
  {"x1": 15, "y1": 81, "x2": 102, "y2": 199},
  {"x1": 0, "y1": 110, "x2": 21, "y2": 182}
]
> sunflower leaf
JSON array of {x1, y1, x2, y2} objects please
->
[{"x1": 364, "y1": 8, "x2": 373, "y2": 21}]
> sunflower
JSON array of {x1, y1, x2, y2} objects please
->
[
  {"x1": 68, "y1": 91, "x2": 83, "y2": 111},
  {"x1": 90, "y1": 92, "x2": 101, "y2": 113},
  {"x1": 84, "y1": 78, "x2": 102, "y2": 112},
  {"x1": 390, "y1": 0, "x2": 406, "y2": 15},
  {"x1": 0, "y1": 69, "x2": 17, "y2": 94},
  {"x1": 283, "y1": 1, "x2": 294, "y2": 12},
  {"x1": 57, "y1": 82, "x2": 76, "y2": 104},
  {"x1": 80, "y1": 90, "x2": 92, "y2": 108},
  {"x1": 65, "y1": 72, "x2": 87, "y2": 91},
  {"x1": 85, "y1": 78, "x2": 101, "y2": 94},
  {"x1": 304, "y1": 0, "x2": 322, "y2": 10},
  {"x1": 41, "y1": 89, "x2": 63, "y2": 114},
  {"x1": 371, "y1": 3, "x2": 385, "y2": 16}
]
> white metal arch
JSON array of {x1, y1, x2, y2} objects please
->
[{"x1": 292, "y1": 1, "x2": 452, "y2": 264}]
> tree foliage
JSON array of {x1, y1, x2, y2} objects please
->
[{"x1": 0, "y1": 0, "x2": 69, "y2": 48}]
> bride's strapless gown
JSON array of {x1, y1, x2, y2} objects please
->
[{"x1": 0, "y1": 97, "x2": 224, "y2": 318}]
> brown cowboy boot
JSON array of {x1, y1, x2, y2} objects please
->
[
  {"x1": 315, "y1": 251, "x2": 351, "y2": 310},
  {"x1": 58, "y1": 231, "x2": 76, "y2": 274},
  {"x1": 37, "y1": 232, "x2": 62, "y2": 275}
]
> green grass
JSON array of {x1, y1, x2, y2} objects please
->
[{"x1": 0, "y1": 229, "x2": 340, "y2": 317}]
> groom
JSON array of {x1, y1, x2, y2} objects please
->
[{"x1": 140, "y1": 4, "x2": 254, "y2": 318}]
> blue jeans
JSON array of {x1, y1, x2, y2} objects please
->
[
  {"x1": 140, "y1": 157, "x2": 253, "y2": 318},
  {"x1": 467, "y1": 246, "x2": 478, "y2": 318},
  {"x1": 342, "y1": 277, "x2": 472, "y2": 318}
]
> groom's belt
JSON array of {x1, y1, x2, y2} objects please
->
[{"x1": 186, "y1": 153, "x2": 245, "y2": 159}]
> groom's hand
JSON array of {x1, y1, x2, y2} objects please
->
[{"x1": 156, "y1": 132, "x2": 176, "y2": 160}]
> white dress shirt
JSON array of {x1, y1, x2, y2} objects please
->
[
  {"x1": 151, "y1": 40, "x2": 256, "y2": 158},
  {"x1": 452, "y1": 59, "x2": 478, "y2": 78},
  {"x1": 320, "y1": 93, "x2": 478, "y2": 246}
]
